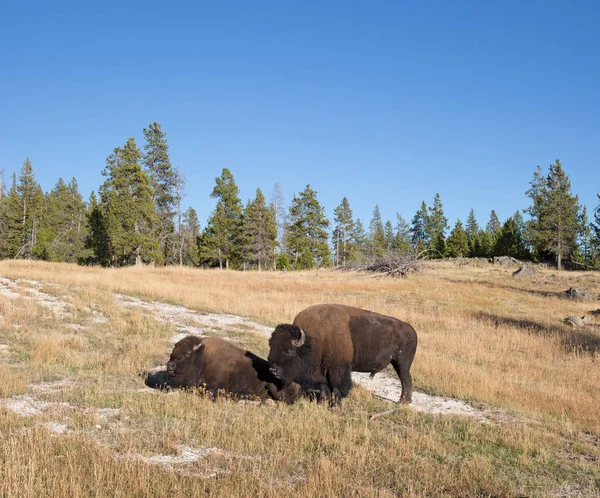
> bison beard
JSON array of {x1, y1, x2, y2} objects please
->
[
  {"x1": 150, "y1": 335, "x2": 301, "y2": 404},
  {"x1": 268, "y1": 304, "x2": 417, "y2": 405}
]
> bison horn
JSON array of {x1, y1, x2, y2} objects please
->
[
  {"x1": 193, "y1": 342, "x2": 204, "y2": 352},
  {"x1": 291, "y1": 327, "x2": 306, "y2": 348}
]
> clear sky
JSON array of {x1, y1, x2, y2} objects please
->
[{"x1": 1, "y1": 1, "x2": 598, "y2": 231}]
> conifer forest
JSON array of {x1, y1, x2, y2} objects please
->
[{"x1": 1, "y1": 122, "x2": 598, "y2": 271}]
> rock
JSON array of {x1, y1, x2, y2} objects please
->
[
  {"x1": 564, "y1": 287, "x2": 595, "y2": 300},
  {"x1": 493, "y1": 256, "x2": 521, "y2": 268},
  {"x1": 512, "y1": 262, "x2": 536, "y2": 278},
  {"x1": 563, "y1": 316, "x2": 589, "y2": 327}
]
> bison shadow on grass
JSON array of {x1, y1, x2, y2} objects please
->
[{"x1": 143, "y1": 335, "x2": 302, "y2": 404}]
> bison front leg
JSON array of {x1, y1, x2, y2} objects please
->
[{"x1": 327, "y1": 365, "x2": 352, "y2": 406}]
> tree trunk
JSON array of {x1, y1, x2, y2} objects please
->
[{"x1": 557, "y1": 252, "x2": 562, "y2": 271}]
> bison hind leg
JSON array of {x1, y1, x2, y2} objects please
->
[{"x1": 390, "y1": 359, "x2": 412, "y2": 403}]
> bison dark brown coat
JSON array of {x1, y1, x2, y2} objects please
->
[
  {"x1": 268, "y1": 303, "x2": 417, "y2": 404},
  {"x1": 162, "y1": 335, "x2": 301, "y2": 403}
]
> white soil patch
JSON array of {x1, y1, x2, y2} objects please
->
[
  {"x1": 0, "y1": 344, "x2": 10, "y2": 354},
  {"x1": 0, "y1": 277, "x2": 108, "y2": 324},
  {"x1": 114, "y1": 293, "x2": 272, "y2": 342},
  {"x1": 42, "y1": 422, "x2": 70, "y2": 436},
  {"x1": 0, "y1": 277, "x2": 71, "y2": 318},
  {"x1": 1, "y1": 394, "x2": 51, "y2": 417},
  {"x1": 134, "y1": 445, "x2": 216, "y2": 465},
  {"x1": 0, "y1": 276, "x2": 23, "y2": 299},
  {"x1": 351, "y1": 373, "x2": 504, "y2": 422}
]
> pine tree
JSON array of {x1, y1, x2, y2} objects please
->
[
  {"x1": 465, "y1": 208, "x2": 479, "y2": 256},
  {"x1": 427, "y1": 194, "x2": 448, "y2": 257},
  {"x1": 486, "y1": 210, "x2": 501, "y2": 236},
  {"x1": 143, "y1": 122, "x2": 179, "y2": 264},
  {"x1": 15, "y1": 159, "x2": 44, "y2": 259},
  {"x1": 474, "y1": 229, "x2": 494, "y2": 258},
  {"x1": 332, "y1": 197, "x2": 354, "y2": 266},
  {"x1": 35, "y1": 178, "x2": 89, "y2": 262},
  {"x1": 86, "y1": 191, "x2": 110, "y2": 265},
  {"x1": 349, "y1": 218, "x2": 368, "y2": 263},
  {"x1": 445, "y1": 220, "x2": 469, "y2": 257},
  {"x1": 242, "y1": 189, "x2": 278, "y2": 271},
  {"x1": 494, "y1": 216, "x2": 529, "y2": 259},
  {"x1": 285, "y1": 185, "x2": 330, "y2": 269},
  {"x1": 525, "y1": 160, "x2": 581, "y2": 270},
  {"x1": 393, "y1": 213, "x2": 411, "y2": 254},
  {"x1": 98, "y1": 138, "x2": 159, "y2": 266},
  {"x1": 0, "y1": 174, "x2": 23, "y2": 259},
  {"x1": 180, "y1": 207, "x2": 200, "y2": 266},
  {"x1": 200, "y1": 168, "x2": 243, "y2": 269},
  {"x1": 410, "y1": 201, "x2": 429, "y2": 252},
  {"x1": 384, "y1": 220, "x2": 394, "y2": 250},
  {"x1": 368, "y1": 205, "x2": 387, "y2": 261}
]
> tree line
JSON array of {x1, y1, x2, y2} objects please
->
[{"x1": 1, "y1": 123, "x2": 598, "y2": 271}]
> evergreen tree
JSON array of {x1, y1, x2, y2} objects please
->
[
  {"x1": 393, "y1": 213, "x2": 411, "y2": 254},
  {"x1": 0, "y1": 174, "x2": 23, "y2": 259},
  {"x1": 525, "y1": 160, "x2": 581, "y2": 270},
  {"x1": 332, "y1": 197, "x2": 354, "y2": 267},
  {"x1": 594, "y1": 194, "x2": 600, "y2": 246},
  {"x1": 86, "y1": 191, "x2": 110, "y2": 265},
  {"x1": 465, "y1": 208, "x2": 479, "y2": 256},
  {"x1": 14, "y1": 159, "x2": 44, "y2": 259},
  {"x1": 242, "y1": 189, "x2": 278, "y2": 271},
  {"x1": 179, "y1": 207, "x2": 200, "y2": 266},
  {"x1": 410, "y1": 201, "x2": 429, "y2": 252},
  {"x1": 486, "y1": 210, "x2": 502, "y2": 236},
  {"x1": 368, "y1": 205, "x2": 387, "y2": 260},
  {"x1": 427, "y1": 193, "x2": 448, "y2": 257},
  {"x1": 445, "y1": 220, "x2": 469, "y2": 257},
  {"x1": 494, "y1": 216, "x2": 529, "y2": 259},
  {"x1": 35, "y1": 178, "x2": 89, "y2": 262},
  {"x1": 143, "y1": 122, "x2": 179, "y2": 263},
  {"x1": 384, "y1": 220, "x2": 394, "y2": 250},
  {"x1": 349, "y1": 218, "x2": 368, "y2": 264},
  {"x1": 285, "y1": 184, "x2": 330, "y2": 269},
  {"x1": 97, "y1": 138, "x2": 159, "y2": 266},
  {"x1": 474, "y1": 228, "x2": 495, "y2": 258},
  {"x1": 200, "y1": 168, "x2": 243, "y2": 269},
  {"x1": 574, "y1": 205, "x2": 600, "y2": 267}
]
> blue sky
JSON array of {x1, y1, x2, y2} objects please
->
[{"x1": 1, "y1": 1, "x2": 598, "y2": 232}]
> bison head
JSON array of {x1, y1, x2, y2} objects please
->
[
  {"x1": 268, "y1": 324, "x2": 311, "y2": 385},
  {"x1": 166, "y1": 336, "x2": 204, "y2": 384}
]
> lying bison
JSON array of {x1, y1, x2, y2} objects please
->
[
  {"x1": 154, "y1": 335, "x2": 301, "y2": 404},
  {"x1": 268, "y1": 303, "x2": 417, "y2": 404}
]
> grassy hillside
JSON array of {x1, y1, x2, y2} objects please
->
[{"x1": 0, "y1": 260, "x2": 599, "y2": 497}]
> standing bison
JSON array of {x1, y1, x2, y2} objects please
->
[
  {"x1": 268, "y1": 304, "x2": 417, "y2": 404},
  {"x1": 152, "y1": 335, "x2": 301, "y2": 404}
]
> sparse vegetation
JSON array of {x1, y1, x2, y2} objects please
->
[{"x1": 1, "y1": 260, "x2": 599, "y2": 496}]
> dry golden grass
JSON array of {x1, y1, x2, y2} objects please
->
[{"x1": 0, "y1": 259, "x2": 599, "y2": 497}]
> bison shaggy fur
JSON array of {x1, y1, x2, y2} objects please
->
[
  {"x1": 268, "y1": 303, "x2": 417, "y2": 404},
  {"x1": 162, "y1": 335, "x2": 301, "y2": 403}
]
